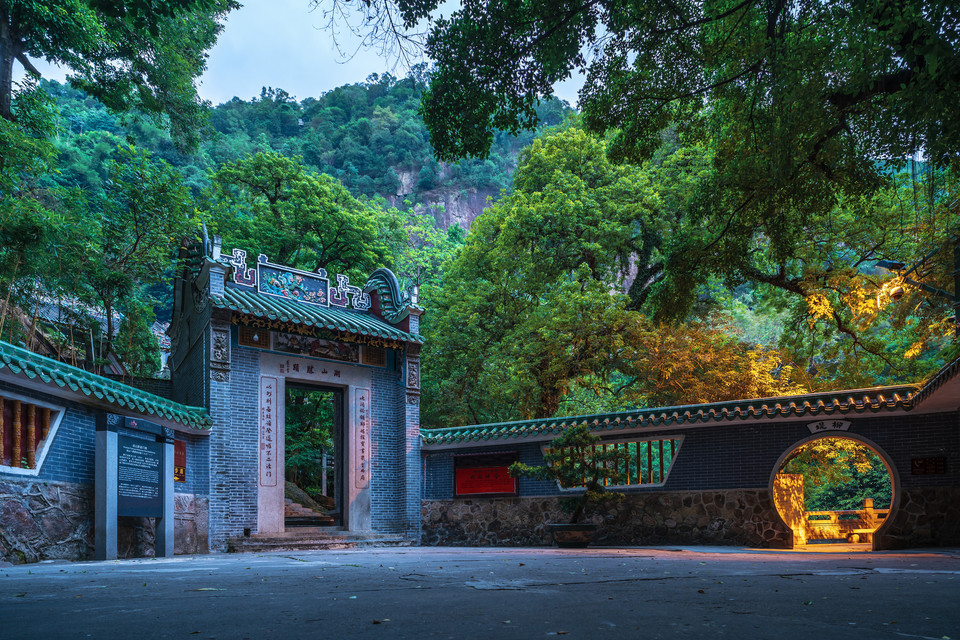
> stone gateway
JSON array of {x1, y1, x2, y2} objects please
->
[{"x1": 167, "y1": 238, "x2": 424, "y2": 550}]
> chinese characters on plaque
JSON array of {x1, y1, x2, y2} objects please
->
[
  {"x1": 260, "y1": 376, "x2": 279, "y2": 487},
  {"x1": 455, "y1": 466, "x2": 517, "y2": 495},
  {"x1": 355, "y1": 388, "x2": 370, "y2": 489},
  {"x1": 806, "y1": 419, "x2": 851, "y2": 434},
  {"x1": 277, "y1": 358, "x2": 340, "y2": 378}
]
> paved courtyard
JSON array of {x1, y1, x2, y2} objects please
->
[{"x1": 2, "y1": 545, "x2": 959, "y2": 639}]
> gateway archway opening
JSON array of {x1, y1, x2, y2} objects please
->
[
  {"x1": 773, "y1": 436, "x2": 894, "y2": 548},
  {"x1": 284, "y1": 385, "x2": 343, "y2": 528}
]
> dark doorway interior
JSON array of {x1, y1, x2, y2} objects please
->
[{"x1": 285, "y1": 385, "x2": 343, "y2": 527}]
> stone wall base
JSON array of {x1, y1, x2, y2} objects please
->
[
  {"x1": 875, "y1": 487, "x2": 960, "y2": 550},
  {"x1": 0, "y1": 478, "x2": 209, "y2": 564},
  {"x1": 422, "y1": 489, "x2": 793, "y2": 548}
]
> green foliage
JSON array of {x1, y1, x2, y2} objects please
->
[
  {"x1": 389, "y1": 206, "x2": 464, "y2": 291},
  {"x1": 422, "y1": 126, "x2": 806, "y2": 427},
  {"x1": 42, "y1": 69, "x2": 571, "y2": 212},
  {"x1": 285, "y1": 388, "x2": 335, "y2": 496},
  {"x1": 782, "y1": 438, "x2": 893, "y2": 512},
  {"x1": 405, "y1": 0, "x2": 960, "y2": 173},
  {"x1": 81, "y1": 144, "x2": 193, "y2": 348},
  {"x1": 205, "y1": 150, "x2": 401, "y2": 281},
  {"x1": 114, "y1": 297, "x2": 161, "y2": 377},
  {"x1": 1, "y1": 0, "x2": 238, "y2": 150},
  {"x1": 359, "y1": 0, "x2": 958, "y2": 390},
  {"x1": 509, "y1": 424, "x2": 628, "y2": 524}
]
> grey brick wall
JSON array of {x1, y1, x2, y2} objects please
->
[
  {"x1": 177, "y1": 431, "x2": 210, "y2": 497},
  {"x1": 206, "y1": 330, "x2": 260, "y2": 551},
  {"x1": 370, "y1": 364, "x2": 402, "y2": 533},
  {"x1": 423, "y1": 411, "x2": 960, "y2": 498},
  {"x1": 368, "y1": 347, "x2": 421, "y2": 538}
]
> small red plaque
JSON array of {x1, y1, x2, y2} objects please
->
[
  {"x1": 174, "y1": 439, "x2": 186, "y2": 483},
  {"x1": 455, "y1": 466, "x2": 516, "y2": 496}
]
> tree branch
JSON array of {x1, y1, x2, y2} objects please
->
[
  {"x1": 15, "y1": 51, "x2": 40, "y2": 77},
  {"x1": 648, "y1": 0, "x2": 755, "y2": 36}
]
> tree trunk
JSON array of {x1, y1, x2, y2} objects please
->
[
  {"x1": 0, "y1": 11, "x2": 17, "y2": 121},
  {"x1": 103, "y1": 299, "x2": 115, "y2": 372}
]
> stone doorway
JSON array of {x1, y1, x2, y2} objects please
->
[
  {"x1": 284, "y1": 385, "x2": 344, "y2": 528},
  {"x1": 772, "y1": 435, "x2": 896, "y2": 550}
]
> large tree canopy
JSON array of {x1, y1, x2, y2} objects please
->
[
  {"x1": 421, "y1": 127, "x2": 803, "y2": 427},
  {"x1": 327, "y1": 1, "x2": 960, "y2": 347},
  {"x1": 205, "y1": 151, "x2": 403, "y2": 282},
  {"x1": 0, "y1": 0, "x2": 237, "y2": 148},
  {"x1": 364, "y1": 0, "x2": 960, "y2": 168}
]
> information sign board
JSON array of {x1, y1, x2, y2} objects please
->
[{"x1": 117, "y1": 436, "x2": 163, "y2": 517}]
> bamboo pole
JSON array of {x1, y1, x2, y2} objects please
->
[
  {"x1": 635, "y1": 442, "x2": 642, "y2": 484},
  {"x1": 26, "y1": 403, "x2": 35, "y2": 468},
  {"x1": 658, "y1": 440, "x2": 665, "y2": 482},
  {"x1": 0, "y1": 397, "x2": 5, "y2": 464},
  {"x1": 647, "y1": 440, "x2": 653, "y2": 484},
  {"x1": 12, "y1": 400, "x2": 21, "y2": 468},
  {"x1": 41, "y1": 407, "x2": 50, "y2": 440}
]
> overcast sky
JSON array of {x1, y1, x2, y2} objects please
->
[{"x1": 25, "y1": 0, "x2": 583, "y2": 108}]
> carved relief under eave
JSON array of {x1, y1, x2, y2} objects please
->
[
  {"x1": 406, "y1": 358, "x2": 420, "y2": 390},
  {"x1": 407, "y1": 393, "x2": 420, "y2": 406},
  {"x1": 210, "y1": 327, "x2": 231, "y2": 383}
]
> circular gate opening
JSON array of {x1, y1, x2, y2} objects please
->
[{"x1": 773, "y1": 436, "x2": 895, "y2": 547}]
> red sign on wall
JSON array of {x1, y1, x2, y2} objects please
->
[
  {"x1": 174, "y1": 439, "x2": 186, "y2": 483},
  {"x1": 455, "y1": 466, "x2": 516, "y2": 496}
]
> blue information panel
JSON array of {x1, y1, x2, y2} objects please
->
[{"x1": 117, "y1": 436, "x2": 163, "y2": 517}]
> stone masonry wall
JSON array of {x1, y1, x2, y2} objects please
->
[
  {"x1": 422, "y1": 490, "x2": 793, "y2": 548},
  {"x1": 875, "y1": 487, "x2": 960, "y2": 550},
  {"x1": 0, "y1": 477, "x2": 208, "y2": 564}
]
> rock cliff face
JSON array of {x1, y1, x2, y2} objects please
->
[{"x1": 388, "y1": 168, "x2": 503, "y2": 231}]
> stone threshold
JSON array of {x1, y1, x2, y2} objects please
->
[{"x1": 226, "y1": 528, "x2": 412, "y2": 553}]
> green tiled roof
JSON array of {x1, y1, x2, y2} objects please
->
[
  {"x1": 0, "y1": 341, "x2": 211, "y2": 431},
  {"x1": 214, "y1": 286, "x2": 424, "y2": 344},
  {"x1": 421, "y1": 385, "x2": 922, "y2": 447}
]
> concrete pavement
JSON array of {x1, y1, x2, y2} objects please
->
[{"x1": 2, "y1": 545, "x2": 959, "y2": 639}]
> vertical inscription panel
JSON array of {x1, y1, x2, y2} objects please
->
[
  {"x1": 355, "y1": 387, "x2": 370, "y2": 489},
  {"x1": 260, "y1": 376, "x2": 279, "y2": 487}
]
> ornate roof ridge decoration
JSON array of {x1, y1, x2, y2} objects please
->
[
  {"x1": 212, "y1": 287, "x2": 424, "y2": 345},
  {"x1": 220, "y1": 248, "x2": 373, "y2": 312},
  {"x1": 910, "y1": 354, "x2": 960, "y2": 408},
  {"x1": 363, "y1": 268, "x2": 424, "y2": 324},
  {"x1": 0, "y1": 340, "x2": 211, "y2": 432},
  {"x1": 420, "y1": 384, "x2": 923, "y2": 446}
]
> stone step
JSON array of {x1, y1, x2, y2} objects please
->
[
  {"x1": 284, "y1": 498, "x2": 330, "y2": 519},
  {"x1": 226, "y1": 529, "x2": 411, "y2": 553},
  {"x1": 285, "y1": 515, "x2": 336, "y2": 526}
]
